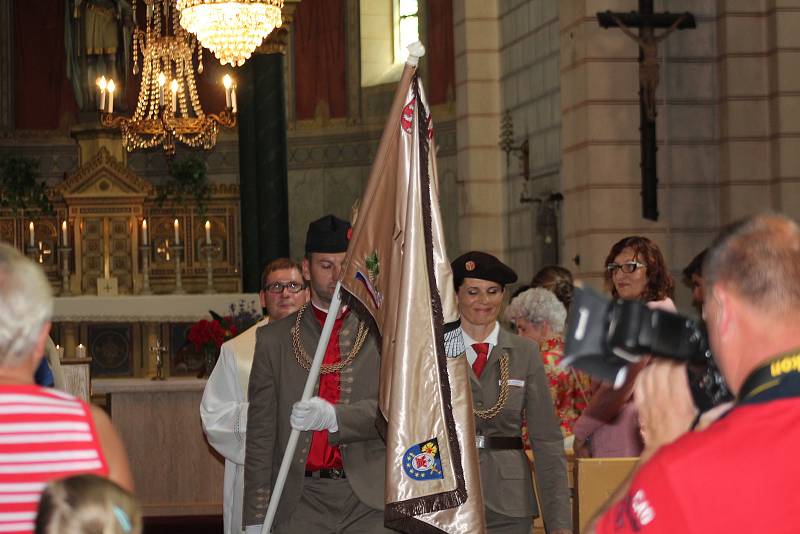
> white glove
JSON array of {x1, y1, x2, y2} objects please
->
[
  {"x1": 406, "y1": 41, "x2": 426, "y2": 66},
  {"x1": 290, "y1": 397, "x2": 338, "y2": 433}
]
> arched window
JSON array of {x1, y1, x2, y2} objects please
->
[{"x1": 360, "y1": 0, "x2": 419, "y2": 87}]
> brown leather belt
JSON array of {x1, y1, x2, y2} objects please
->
[
  {"x1": 305, "y1": 468, "x2": 346, "y2": 479},
  {"x1": 475, "y1": 436, "x2": 524, "y2": 450}
]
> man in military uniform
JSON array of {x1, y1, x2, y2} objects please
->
[
  {"x1": 243, "y1": 215, "x2": 390, "y2": 534},
  {"x1": 452, "y1": 251, "x2": 572, "y2": 534}
]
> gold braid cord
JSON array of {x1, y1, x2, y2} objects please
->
[
  {"x1": 474, "y1": 354, "x2": 511, "y2": 420},
  {"x1": 292, "y1": 304, "x2": 369, "y2": 374}
]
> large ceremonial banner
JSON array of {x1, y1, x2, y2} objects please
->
[{"x1": 339, "y1": 63, "x2": 486, "y2": 533}]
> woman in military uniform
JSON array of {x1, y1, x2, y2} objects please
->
[{"x1": 452, "y1": 251, "x2": 572, "y2": 534}]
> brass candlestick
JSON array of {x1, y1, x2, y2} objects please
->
[
  {"x1": 200, "y1": 242, "x2": 217, "y2": 294},
  {"x1": 59, "y1": 246, "x2": 72, "y2": 296},
  {"x1": 139, "y1": 244, "x2": 152, "y2": 295},
  {"x1": 172, "y1": 243, "x2": 186, "y2": 295}
]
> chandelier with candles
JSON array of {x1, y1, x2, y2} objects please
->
[
  {"x1": 98, "y1": 0, "x2": 237, "y2": 155},
  {"x1": 177, "y1": 0, "x2": 284, "y2": 67}
]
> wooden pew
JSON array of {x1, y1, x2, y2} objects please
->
[{"x1": 573, "y1": 457, "x2": 638, "y2": 533}]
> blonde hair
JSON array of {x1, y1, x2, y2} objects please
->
[
  {"x1": 35, "y1": 475, "x2": 142, "y2": 534},
  {"x1": 0, "y1": 243, "x2": 52, "y2": 366}
]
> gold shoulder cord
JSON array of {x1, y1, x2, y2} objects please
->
[
  {"x1": 292, "y1": 304, "x2": 369, "y2": 374},
  {"x1": 474, "y1": 354, "x2": 511, "y2": 420}
]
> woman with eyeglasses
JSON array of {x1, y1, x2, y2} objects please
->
[{"x1": 572, "y1": 236, "x2": 675, "y2": 458}]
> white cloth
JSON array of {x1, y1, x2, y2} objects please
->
[
  {"x1": 201, "y1": 317, "x2": 269, "y2": 534},
  {"x1": 461, "y1": 321, "x2": 500, "y2": 366}
]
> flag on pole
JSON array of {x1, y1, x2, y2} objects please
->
[{"x1": 339, "y1": 57, "x2": 486, "y2": 532}]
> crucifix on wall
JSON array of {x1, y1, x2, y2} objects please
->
[{"x1": 597, "y1": 1, "x2": 695, "y2": 221}]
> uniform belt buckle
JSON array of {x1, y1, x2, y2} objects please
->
[
  {"x1": 328, "y1": 468, "x2": 345, "y2": 480},
  {"x1": 475, "y1": 435, "x2": 486, "y2": 449}
]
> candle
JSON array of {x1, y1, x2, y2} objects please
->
[
  {"x1": 28, "y1": 222, "x2": 34, "y2": 247},
  {"x1": 204, "y1": 220, "x2": 211, "y2": 244},
  {"x1": 97, "y1": 76, "x2": 107, "y2": 111},
  {"x1": 231, "y1": 85, "x2": 238, "y2": 114},
  {"x1": 142, "y1": 219, "x2": 148, "y2": 246},
  {"x1": 223, "y1": 74, "x2": 232, "y2": 109},
  {"x1": 174, "y1": 218, "x2": 180, "y2": 245},
  {"x1": 104, "y1": 255, "x2": 110, "y2": 279},
  {"x1": 170, "y1": 79, "x2": 178, "y2": 114},
  {"x1": 158, "y1": 72, "x2": 166, "y2": 107},
  {"x1": 76, "y1": 344, "x2": 86, "y2": 359},
  {"x1": 55, "y1": 344, "x2": 64, "y2": 361},
  {"x1": 61, "y1": 220, "x2": 68, "y2": 246},
  {"x1": 107, "y1": 80, "x2": 115, "y2": 113}
]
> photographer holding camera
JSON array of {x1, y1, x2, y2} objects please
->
[{"x1": 588, "y1": 213, "x2": 800, "y2": 533}]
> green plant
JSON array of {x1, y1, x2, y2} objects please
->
[
  {"x1": 157, "y1": 155, "x2": 210, "y2": 216},
  {"x1": 0, "y1": 155, "x2": 52, "y2": 214}
]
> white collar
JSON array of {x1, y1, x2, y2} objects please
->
[{"x1": 462, "y1": 321, "x2": 500, "y2": 348}]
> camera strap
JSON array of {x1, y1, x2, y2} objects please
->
[{"x1": 737, "y1": 350, "x2": 800, "y2": 406}]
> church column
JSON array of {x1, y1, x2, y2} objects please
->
[
  {"x1": 453, "y1": 1, "x2": 507, "y2": 258},
  {"x1": 765, "y1": 5, "x2": 800, "y2": 217},
  {"x1": 0, "y1": 0, "x2": 12, "y2": 130},
  {"x1": 238, "y1": 3, "x2": 299, "y2": 292}
]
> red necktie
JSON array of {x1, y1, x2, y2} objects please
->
[{"x1": 472, "y1": 343, "x2": 490, "y2": 378}]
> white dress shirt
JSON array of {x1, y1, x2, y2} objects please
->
[{"x1": 461, "y1": 321, "x2": 500, "y2": 367}]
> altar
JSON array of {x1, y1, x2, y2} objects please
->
[{"x1": 94, "y1": 378, "x2": 224, "y2": 516}]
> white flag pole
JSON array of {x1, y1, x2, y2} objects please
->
[{"x1": 261, "y1": 281, "x2": 344, "y2": 534}]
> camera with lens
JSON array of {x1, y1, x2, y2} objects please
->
[{"x1": 562, "y1": 286, "x2": 732, "y2": 411}]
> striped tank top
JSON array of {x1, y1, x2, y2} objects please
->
[{"x1": 0, "y1": 385, "x2": 108, "y2": 534}]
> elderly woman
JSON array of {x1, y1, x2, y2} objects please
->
[
  {"x1": 573, "y1": 236, "x2": 675, "y2": 458},
  {"x1": 505, "y1": 288, "x2": 590, "y2": 438},
  {"x1": 452, "y1": 251, "x2": 572, "y2": 534}
]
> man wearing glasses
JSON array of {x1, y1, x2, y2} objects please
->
[
  {"x1": 201, "y1": 258, "x2": 309, "y2": 534},
  {"x1": 243, "y1": 214, "x2": 389, "y2": 534}
]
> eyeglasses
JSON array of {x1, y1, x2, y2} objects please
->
[
  {"x1": 264, "y1": 281, "x2": 306, "y2": 294},
  {"x1": 606, "y1": 261, "x2": 645, "y2": 274}
]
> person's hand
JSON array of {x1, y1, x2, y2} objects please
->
[
  {"x1": 290, "y1": 397, "x2": 338, "y2": 432},
  {"x1": 573, "y1": 437, "x2": 591, "y2": 458},
  {"x1": 634, "y1": 360, "x2": 697, "y2": 461}
]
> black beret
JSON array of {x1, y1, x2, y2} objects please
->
[
  {"x1": 451, "y1": 251, "x2": 517, "y2": 287},
  {"x1": 305, "y1": 214, "x2": 351, "y2": 254}
]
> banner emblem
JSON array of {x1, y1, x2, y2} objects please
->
[
  {"x1": 403, "y1": 439, "x2": 444, "y2": 481},
  {"x1": 401, "y1": 98, "x2": 416, "y2": 134}
]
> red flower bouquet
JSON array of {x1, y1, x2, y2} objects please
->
[{"x1": 187, "y1": 316, "x2": 239, "y2": 377}]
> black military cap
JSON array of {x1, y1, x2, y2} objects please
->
[
  {"x1": 451, "y1": 251, "x2": 518, "y2": 288},
  {"x1": 305, "y1": 214, "x2": 351, "y2": 254}
]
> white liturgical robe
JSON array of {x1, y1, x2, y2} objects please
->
[{"x1": 201, "y1": 317, "x2": 269, "y2": 534}]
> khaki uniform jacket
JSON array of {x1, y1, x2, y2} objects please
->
[
  {"x1": 471, "y1": 328, "x2": 572, "y2": 531},
  {"x1": 242, "y1": 307, "x2": 385, "y2": 528}
]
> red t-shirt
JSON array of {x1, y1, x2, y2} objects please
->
[
  {"x1": 305, "y1": 306, "x2": 344, "y2": 471},
  {"x1": 594, "y1": 397, "x2": 800, "y2": 533}
]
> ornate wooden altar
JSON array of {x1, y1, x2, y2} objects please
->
[{"x1": 0, "y1": 148, "x2": 253, "y2": 379}]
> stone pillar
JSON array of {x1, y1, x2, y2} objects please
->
[
  {"x1": 0, "y1": 0, "x2": 12, "y2": 130},
  {"x1": 717, "y1": 3, "x2": 772, "y2": 222},
  {"x1": 453, "y1": 1, "x2": 507, "y2": 258},
  {"x1": 238, "y1": 3, "x2": 299, "y2": 292},
  {"x1": 766, "y1": 5, "x2": 800, "y2": 219}
]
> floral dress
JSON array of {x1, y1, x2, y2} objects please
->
[{"x1": 523, "y1": 336, "x2": 590, "y2": 445}]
